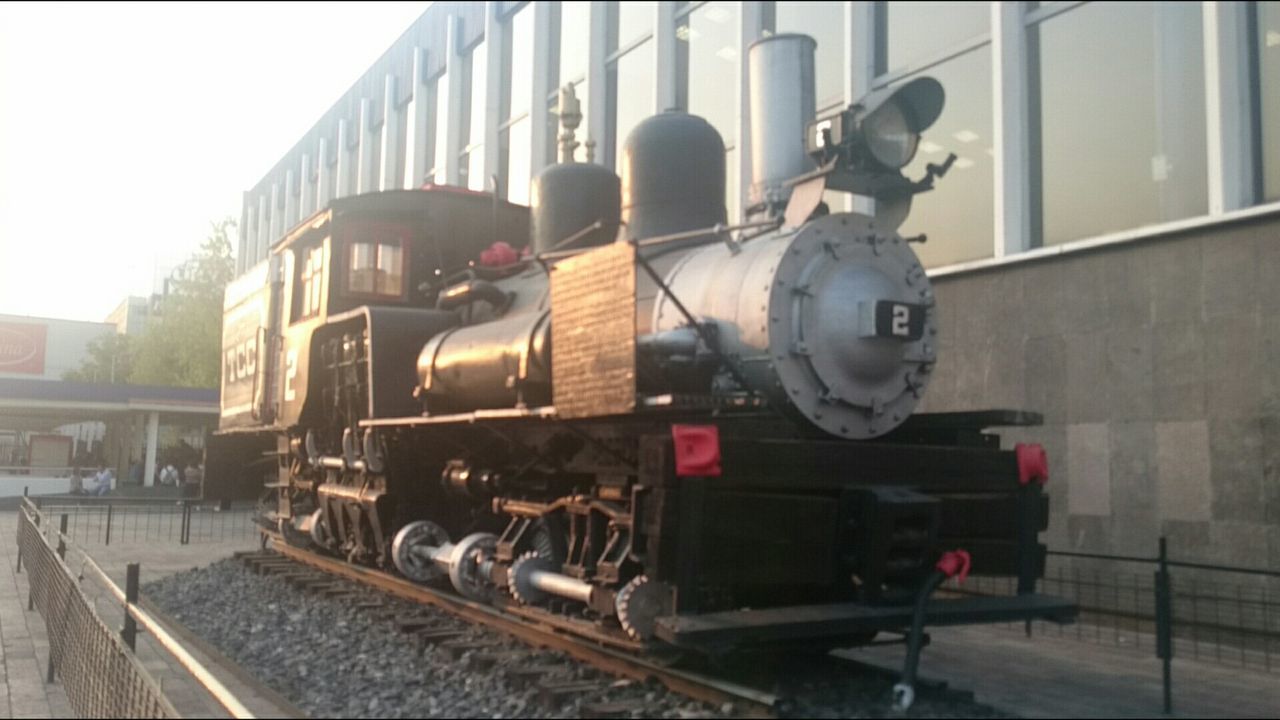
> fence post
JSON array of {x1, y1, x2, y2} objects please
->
[
  {"x1": 105, "y1": 504, "x2": 113, "y2": 546},
  {"x1": 27, "y1": 511, "x2": 39, "y2": 610},
  {"x1": 56, "y1": 514, "x2": 68, "y2": 561},
  {"x1": 16, "y1": 500, "x2": 24, "y2": 574},
  {"x1": 45, "y1": 514, "x2": 68, "y2": 684},
  {"x1": 122, "y1": 562, "x2": 140, "y2": 651},
  {"x1": 1155, "y1": 536, "x2": 1173, "y2": 715}
]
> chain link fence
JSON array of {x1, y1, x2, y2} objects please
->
[{"x1": 16, "y1": 501, "x2": 178, "y2": 718}]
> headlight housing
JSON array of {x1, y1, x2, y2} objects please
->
[{"x1": 862, "y1": 101, "x2": 919, "y2": 169}]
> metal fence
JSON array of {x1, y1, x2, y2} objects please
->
[
  {"x1": 27, "y1": 498, "x2": 260, "y2": 546},
  {"x1": 16, "y1": 499, "x2": 256, "y2": 718},
  {"x1": 952, "y1": 538, "x2": 1280, "y2": 714},
  {"x1": 16, "y1": 500, "x2": 178, "y2": 718}
]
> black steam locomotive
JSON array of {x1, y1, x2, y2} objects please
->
[{"x1": 209, "y1": 34, "x2": 1073, "y2": 708}]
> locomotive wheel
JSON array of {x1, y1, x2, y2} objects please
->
[
  {"x1": 449, "y1": 532, "x2": 498, "y2": 601},
  {"x1": 307, "y1": 509, "x2": 332, "y2": 550},
  {"x1": 392, "y1": 520, "x2": 450, "y2": 583}
]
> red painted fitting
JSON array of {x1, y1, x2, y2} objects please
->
[
  {"x1": 1015, "y1": 443, "x2": 1048, "y2": 486},
  {"x1": 479, "y1": 241, "x2": 520, "y2": 267},
  {"x1": 936, "y1": 550, "x2": 972, "y2": 584},
  {"x1": 671, "y1": 425, "x2": 722, "y2": 477}
]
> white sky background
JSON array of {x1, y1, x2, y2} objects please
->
[{"x1": 0, "y1": 1, "x2": 431, "y2": 322}]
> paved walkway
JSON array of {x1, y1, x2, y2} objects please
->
[
  {"x1": 848, "y1": 622, "x2": 1280, "y2": 718},
  {"x1": 0, "y1": 508, "x2": 276, "y2": 719}
]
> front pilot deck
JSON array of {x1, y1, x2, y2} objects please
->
[{"x1": 655, "y1": 593, "x2": 1078, "y2": 651}]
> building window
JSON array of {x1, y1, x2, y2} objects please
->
[
  {"x1": 1031, "y1": 1, "x2": 1207, "y2": 247},
  {"x1": 1259, "y1": 1, "x2": 1280, "y2": 202},
  {"x1": 504, "y1": 116, "x2": 533, "y2": 205},
  {"x1": 878, "y1": 1, "x2": 988, "y2": 74},
  {"x1": 893, "y1": 47, "x2": 994, "y2": 268},
  {"x1": 432, "y1": 72, "x2": 449, "y2": 184},
  {"x1": 549, "y1": 1, "x2": 592, "y2": 163},
  {"x1": 607, "y1": 1, "x2": 656, "y2": 169},
  {"x1": 613, "y1": 1, "x2": 655, "y2": 51},
  {"x1": 770, "y1": 1, "x2": 846, "y2": 113},
  {"x1": 501, "y1": 5, "x2": 535, "y2": 202},
  {"x1": 864, "y1": 1, "x2": 992, "y2": 266},
  {"x1": 677, "y1": 1, "x2": 739, "y2": 221},
  {"x1": 559, "y1": 1, "x2": 591, "y2": 89},
  {"x1": 460, "y1": 39, "x2": 488, "y2": 191},
  {"x1": 409, "y1": 76, "x2": 439, "y2": 188}
]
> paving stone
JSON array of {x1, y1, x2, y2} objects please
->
[{"x1": 853, "y1": 623, "x2": 1280, "y2": 719}]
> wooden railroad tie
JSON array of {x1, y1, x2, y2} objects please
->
[
  {"x1": 438, "y1": 639, "x2": 501, "y2": 660},
  {"x1": 537, "y1": 680, "x2": 603, "y2": 709},
  {"x1": 468, "y1": 650, "x2": 529, "y2": 670},
  {"x1": 579, "y1": 700, "x2": 645, "y2": 719},
  {"x1": 504, "y1": 663, "x2": 568, "y2": 690}
]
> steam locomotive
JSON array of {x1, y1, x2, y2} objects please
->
[{"x1": 209, "y1": 34, "x2": 1073, "y2": 707}]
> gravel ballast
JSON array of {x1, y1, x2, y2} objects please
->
[{"x1": 144, "y1": 558, "x2": 1016, "y2": 719}]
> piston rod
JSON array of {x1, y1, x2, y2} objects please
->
[{"x1": 525, "y1": 567, "x2": 594, "y2": 604}]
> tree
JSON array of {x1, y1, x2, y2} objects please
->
[
  {"x1": 63, "y1": 333, "x2": 133, "y2": 384},
  {"x1": 128, "y1": 218, "x2": 236, "y2": 388}
]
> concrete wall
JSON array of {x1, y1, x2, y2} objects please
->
[{"x1": 917, "y1": 211, "x2": 1280, "y2": 570}]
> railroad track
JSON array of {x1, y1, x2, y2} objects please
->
[
  {"x1": 226, "y1": 536, "x2": 1000, "y2": 719},
  {"x1": 242, "y1": 536, "x2": 779, "y2": 717}
]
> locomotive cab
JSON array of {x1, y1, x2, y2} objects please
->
[{"x1": 207, "y1": 188, "x2": 530, "y2": 536}]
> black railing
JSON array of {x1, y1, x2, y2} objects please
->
[
  {"x1": 26, "y1": 497, "x2": 259, "y2": 546},
  {"x1": 951, "y1": 537, "x2": 1280, "y2": 715}
]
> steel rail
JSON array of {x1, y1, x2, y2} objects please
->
[{"x1": 265, "y1": 535, "x2": 778, "y2": 716}]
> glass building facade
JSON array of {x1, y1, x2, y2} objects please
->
[{"x1": 239, "y1": 1, "x2": 1280, "y2": 280}]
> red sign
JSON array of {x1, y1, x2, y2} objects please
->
[{"x1": 0, "y1": 322, "x2": 47, "y2": 375}]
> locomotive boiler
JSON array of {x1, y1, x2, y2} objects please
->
[{"x1": 209, "y1": 33, "x2": 1074, "y2": 709}]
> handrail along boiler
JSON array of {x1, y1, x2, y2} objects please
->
[{"x1": 208, "y1": 34, "x2": 1074, "y2": 709}]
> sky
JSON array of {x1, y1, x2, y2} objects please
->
[{"x1": 0, "y1": 1, "x2": 432, "y2": 323}]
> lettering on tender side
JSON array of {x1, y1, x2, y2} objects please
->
[{"x1": 550, "y1": 242, "x2": 637, "y2": 419}]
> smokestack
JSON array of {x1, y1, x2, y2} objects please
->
[{"x1": 747, "y1": 33, "x2": 817, "y2": 211}]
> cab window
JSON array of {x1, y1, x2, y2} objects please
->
[
  {"x1": 291, "y1": 242, "x2": 326, "y2": 323},
  {"x1": 341, "y1": 221, "x2": 410, "y2": 300},
  {"x1": 348, "y1": 240, "x2": 404, "y2": 297}
]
